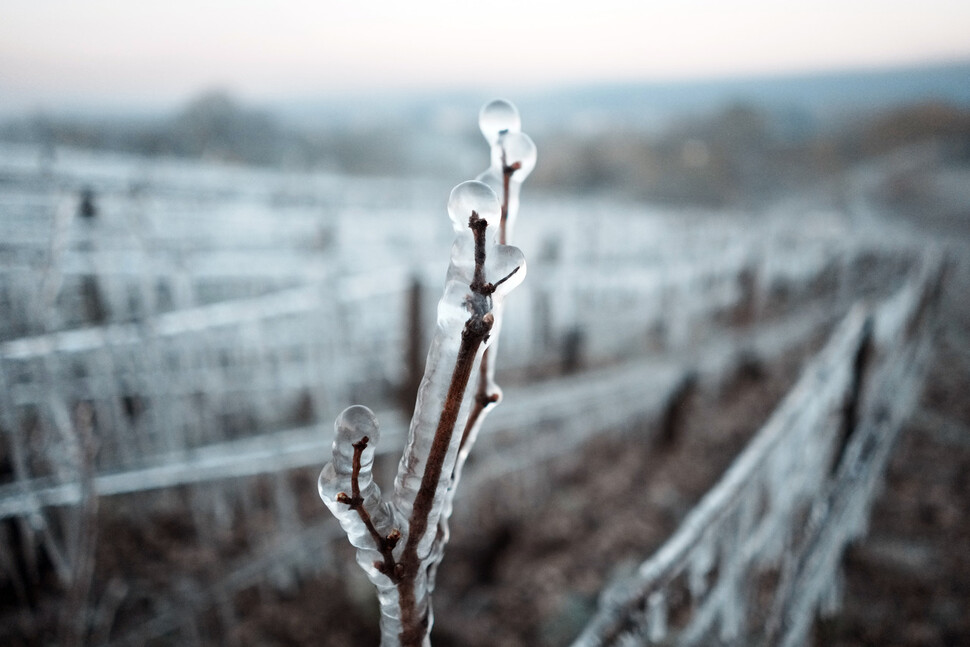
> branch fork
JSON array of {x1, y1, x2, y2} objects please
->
[{"x1": 319, "y1": 100, "x2": 535, "y2": 647}]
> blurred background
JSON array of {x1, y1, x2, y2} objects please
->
[{"x1": 1, "y1": 2, "x2": 969, "y2": 645}]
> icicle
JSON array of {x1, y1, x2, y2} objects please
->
[
  {"x1": 717, "y1": 508, "x2": 744, "y2": 644},
  {"x1": 616, "y1": 631, "x2": 642, "y2": 647},
  {"x1": 478, "y1": 99, "x2": 521, "y2": 146}
]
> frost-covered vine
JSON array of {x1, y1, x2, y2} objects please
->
[{"x1": 318, "y1": 101, "x2": 535, "y2": 646}]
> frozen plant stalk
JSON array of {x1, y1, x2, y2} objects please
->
[
  {"x1": 430, "y1": 100, "x2": 536, "y2": 585},
  {"x1": 319, "y1": 100, "x2": 535, "y2": 647}
]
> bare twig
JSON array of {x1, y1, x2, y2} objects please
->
[
  {"x1": 457, "y1": 144, "x2": 522, "y2": 458},
  {"x1": 336, "y1": 437, "x2": 401, "y2": 580},
  {"x1": 499, "y1": 146, "x2": 522, "y2": 246}
]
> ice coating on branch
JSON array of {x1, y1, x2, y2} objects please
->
[
  {"x1": 444, "y1": 181, "x2": 501, "y2": 291},
  {"x1": 476, "y1": 132, "x2": 537, "y2": 240},
  {"x1": 334, "y1": 404, "x2": 381, "y2": 463},
  {"x1": 319, "y1": 102, "x2": 533, "y2": 647},
  {"x1": 389, "y1": 183, "x2": 526, "y2": 641},
  {"x1": 441, "y1": 182, "x2": 526, "y2": 335},
  {"x1": 476, "y1": 106, "x2": 536, "y2": 244},
  {"x1": 394, "y1": 181, "x2": 525, "y2": 550},
  {"x1": 436, "y1": 280, "x2": 475, "y2": 335},
  {"x1": 427, "y1": 101, "x2": 537, "y2": 595},
  {"x1": 479, "y1": 99, "x2": 521, "y2": 146},
  {"x1": 492, "y1": 131, "x2": 537, "y2": 181},
  {"x1": 319, "y1": 406, "x2": 404, "y2": 644},
  {"x1": 318, "y1": 406, "x2": 397, "y2": 577}
]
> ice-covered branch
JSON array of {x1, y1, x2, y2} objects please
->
[
  {"x1": 418, "y1": 101, "x2": 535, "y2": 531},
  {"x1": 319, "y1": 144, "x2": 527, "y2": 644},
  {"x1": 461, "y1": 100, "x2": 536, "y2": 441},
  {"x1": 430, "y1": 103, "x2": 537, "y2": 583},
  {"x1": 390, "y1": 181, "x2": 524, "y2": 646},
  {"x1": 318, "y1": 406, "x2": 401, "y2": 633}
]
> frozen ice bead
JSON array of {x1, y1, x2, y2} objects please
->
[
  {"x1": 331, "y1": 405, "x2": 380, "y2": 470},
  {"x1": 318, "y1": 405, "x2": 396, "y2": 561},
  {"x1": 319, "y1": 406, "x2": 380, "y2": 506},
  {"x1": 447, "y1": 180, "x2": 500, "y2": 235},
  {"x1": 500, "y1": 132, "x2": 537, "y2": 180},
  {"x1": 486, "y1": 245, "x2": 527, "y2": 301},
  {"x1": 479, "y1": 99, "x2": 521, "y2": 146}
]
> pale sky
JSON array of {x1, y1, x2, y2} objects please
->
[{"x1": 2, "y1": 0, "x2": 969, "y2": 111}]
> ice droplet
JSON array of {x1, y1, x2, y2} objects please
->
[
  {"x1": 486, "y1": 245, "x2": 527, "y2": 300},
  {"x1": 501, "y1": 132, "x2": 537, "y2": 181},
  {"x1": 479, "y1": 99, "x2": 521, "y2": 146},
  {"x1": 447, "y1": 181, "x2": 500, "y2": 234},
  {"x1": 332, "y1": 404, "x2": 380, "y2": 469},
  {"x1": 335, "y1": 404, "x2": 380, "y2": 445}
]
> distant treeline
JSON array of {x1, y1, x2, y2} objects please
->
[
  {"x1": 531, "y1": 101, "x2": 970, "y2": 207},
  {"x1": 3, "y1": 91, "x2": 969, "y2": 208},
  {"x1": 0, "y1": 91, "x2": 421, "y2": 174}
]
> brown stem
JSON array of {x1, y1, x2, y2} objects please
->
[
  {"x1": 458, "y1": 349, "x2": 500, "y2": 453},
  {"x1": 395, "y1": 210, "x2": 503, "y2": 646},
  {"x1": 469, "y1": 212, "x2": 489, "y2": 295},
  {"x1": 397, "y1": 314, "x2": 492, "y2": 645},
  {"x1": 457, "y1": 150, "x2": 520, "y2": 460}
]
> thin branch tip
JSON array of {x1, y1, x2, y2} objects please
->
[{"x1": 492, "y1": 265, "x2": 521, "y2": 290}]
